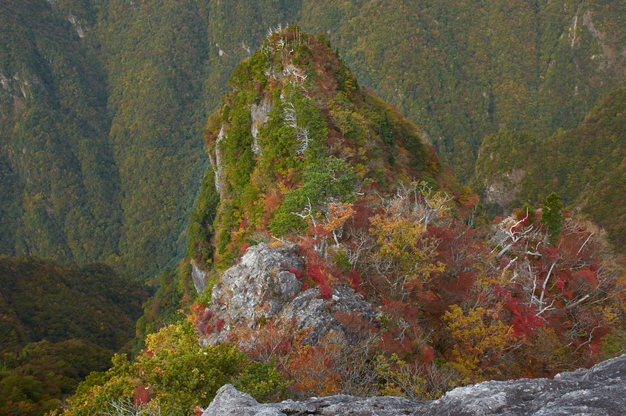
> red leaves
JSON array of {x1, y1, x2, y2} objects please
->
[
  {"x1": 134, "y1": 385, "x2": 152, "y2": 406},
  {"x1": 215, "y1": 319, "x2": 225, "y2": 332},
  {"x1": 239, "y1": 242, "x2": 250, "y2": 255}
]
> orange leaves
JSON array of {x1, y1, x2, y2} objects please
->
[
  {"x1": 323, "y1": 201, "x2": 356, "y2": 236},
  {"x1": 285, "y1": 342, "x2": 342, "y2": 396}
]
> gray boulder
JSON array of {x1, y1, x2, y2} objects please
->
[
  {"x1": 202, "y1": 384, "x2": 422, "y2": 416},
  {"x1": 209, "y1": 243, "x2": 304, "y2": 328},
  {"x1": 202, "y1": 243, "x2": 378, "y2": 346},
  {"x1": 412, "y1": 353, "x2": 626, "y2": 415},
  {"x1": 192, "y1": 264, "x2": 209, "y2": 294},
  {"x1": 203, "y1": 354, "x2": 626, "y2": 415},
  {"x1": 278, "y1": 285, "x2": 378, "y2": 345}
]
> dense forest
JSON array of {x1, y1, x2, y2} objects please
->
[
  {"x1": 474, "y1": 84, "x2": 626, "y2": 252},
  {"x1": 0, "y1": 256, "x2": 148, "y2": 415},
  {"x1": 1, "y1": 0, "x2": 625, "y2": 279}
]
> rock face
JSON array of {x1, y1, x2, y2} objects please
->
[
  {"x1": 483, "y1": 168, "x2": 525, "y2": 209},
  {"x1": 250, "y1": 97, "x2": 272, "y2": 155},
  {"x1": 191, "y1": 264, "x2": 209, "y2": 294},
  {"x1": 203, "y1": 384, "x2": 421, "y2": 416},
  {"x1": 278, "y1": 285, "x2": 378, "y2": 345},
  {"x1": 204, "y1": 354, "x2": 626, "y2": 415},
  {"x1": 202, "y1": 243, "x2": 378, "y2": 345},
  {"x1": 209, "y1": 243, "x2": 304, "y2": 326}
]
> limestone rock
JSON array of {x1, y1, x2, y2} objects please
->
[
  {"x1": 204, "y1": 354, "x2": 626, "y2": 415},
  {"x1": 412, "y1": 353, "x2": 626, "y2": 415},
  {"x1": 191, "y1": 264, "x2": 209, "y2": 294},
  {"x1": 278, "y1": 285, "x2": 378, "y2": 345},
  {"x1": 483, "y1": 168, "x2": 525, "y2": 209},
  {"x1": 209, "y1": 243, "x2": 304, "y2": 329},
  {"x1": 203, "y1": 243, "x2": 378, "y2": 346},
  {"x1": 250, "y1": 97, "x2": 272, "y2": 155},
  {"x1": 202, "y1": 384, "x2": 422, "y2": 416}
]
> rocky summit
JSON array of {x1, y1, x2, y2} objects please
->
[{"x1": 203, "y1": 353, "x2": 626, "y2": 416}]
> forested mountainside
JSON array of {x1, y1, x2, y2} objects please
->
[
  {"x1": 474, "y1": 85, "x2": 626, "y2": 252},
  {"x1": 62, "y1": 27, "x2": 626, "y2": 415},
  {"x1": 1, "y1": 0, "x2": 625, "y2": 277},
  {"x1": 301, "y1": 0, "x2": 626, "y2": 181},
  {"x1": 0, "y1": 0, "x2": 120, "y2": 266},
  {"x1": 0, "y1": 256, "x2": 148, "y2": 415}
]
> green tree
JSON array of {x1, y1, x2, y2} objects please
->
[
  {"x1": 63, "y1": 322, "x2": 285, "y2": 416},
  {"x1": 540, "y1": 192, "x2": 564, "y2": 244}
]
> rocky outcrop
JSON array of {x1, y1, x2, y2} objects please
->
[
  {"x1": 483, "y1": 168, "x2": 525, "y2": 209},
  {"x1": 250, "y1": 97, "x2": 272, "y2": 155},
  {"x1": 203, "y1": 384, "x2": 421, "y2": 416},
  {"x1": 204, "y1": 354, "x2": 626, "y2": 415},
  {"x1": 191, "y1": 264, "x2": 209, "y2": 294},
  {"x1": 278, "y1": 285, "x2": 378, "y2": 345},
  {"x1": 202, "y1": 243, "x2": 378, "y2": 346},
  {"x1": 208, "y1": 243, "x2": 304, "y2": 327}
]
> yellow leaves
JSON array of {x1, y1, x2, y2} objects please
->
[
  {"x1": 375, "y1": 354, "x2": 440, "y2": 400},
  {"x1": 443, "y1": 304, "x2": 513, "y2": 384},
  {"x1": 370, "y1": 214, "x2": 426, "y2": 256}
]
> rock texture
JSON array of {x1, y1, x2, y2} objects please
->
[
  {"x1": 483, "y1": 168, "x2": 525, "y2": 209},
  {"x1": 191, "y1": 264, "x2": 209, "y2": 294},
  {"x1": 204, "y1": 354, "x2": 626, "y2": 415},
  {"x1": 250, "y1": 97, "x2": 272, "y2": 155},
  {"x1": 202, "y1": 243, "x2": 378, "y2": 345},
  {"x1": 203, "y1": 384, "x2": 421, "y2": 416}
]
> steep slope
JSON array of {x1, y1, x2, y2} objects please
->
[
  {"x1": 3, "y1": 0, "x2": 626, "y2": 280},
  {"x1": 187, "y1": 26, "x2": 444, "y2": 270},
  {"x1": 0, "y1": 255, "x2": 148, "y2": 416},
  {"x1": 474, "y1": 84, "x2": 626, "y2": 252},
  {"x1": 0, "y1": 0, "x2": 121, "y2": 264},
  {"x1": 0, "y1": 256, "x2": 147, "y2": 352},
  {"x1": 0, "y1": 0, "x2": 302, "y2": 279}
]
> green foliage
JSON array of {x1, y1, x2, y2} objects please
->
[
  {"x1": 3, "y1": 0, "x2": 626, "y2": 281},
  {"x1": 64, "y1": 322, "x2": 286, "y2": 416},
  {"x1": 0, "y1": 255, "x2": 145, "y2": 415},
  {"x1": 197, "y1": 26, "x2": 442, "y2": 268},
  {"x1": 474, "y1": 85, "x2": 626, "y2": 252},
  {"x1": 187, "y1": 170, "x2": 220, "y2": 267},
  {"x1": 300, "y1": 0, "x2": 626, "y2": 182},
  {"x1": 540, "y1": 192, "x2": 564, "y2": 244},
  {"x1": 0, "y1": 0, "x2": 121, "y2": 266},
  {"x1": 270, "y1": 158, "x2": 358, "y2": 236},
  {"x1": 0, "y1": 256, "x2": 148, "y2": 353},
  {"x1": 133, "y1": 263, "x2": 196, "y2": 355},
  {"x1": 0, "y1": 339, "x2": 113, "y2": 416}
]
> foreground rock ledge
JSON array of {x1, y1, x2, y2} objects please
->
[{"x1": 203, "y1": 354, "x2": 626, "y2": 415}]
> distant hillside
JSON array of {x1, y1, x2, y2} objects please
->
[
  {"x1": 474, "y1": 84, "x2": 626, "y2": 252},
  {"x1": 0, "y1": 255, "x2": 148, "y2": 415},
  {"x1": 0, "y1": 256, "x2": 147, "y2": 351},
  {"x1": 0, "y1": 0, "x2": 120, "y2": 266}
]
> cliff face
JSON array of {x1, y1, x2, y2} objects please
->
[{"x1": 204, "y1": 353, "x2": 626, "y2": 416}]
